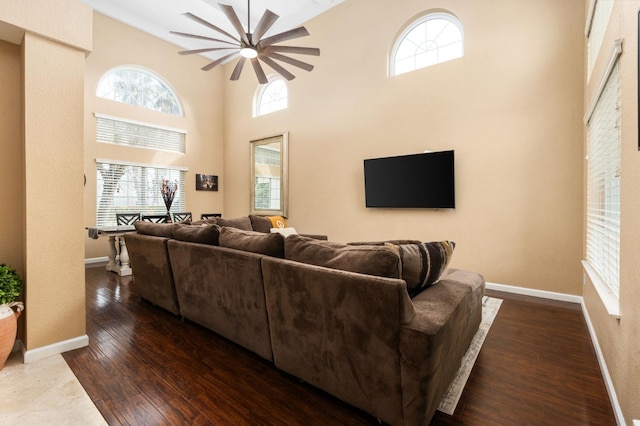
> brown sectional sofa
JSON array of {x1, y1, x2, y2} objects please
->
[{"x1": 124, "y1": 216, "x2": 485, "y2": 425}]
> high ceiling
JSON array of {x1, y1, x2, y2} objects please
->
[{"x1": 80, "y1": 0, "x2": 345, "y2": 61}]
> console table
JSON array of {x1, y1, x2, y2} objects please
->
[{"x1": 87, "y1": 226, "x2": 136, "y2": 276}]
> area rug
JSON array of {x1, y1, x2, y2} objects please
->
[{"x1": 437, "y1": 296, "x2": 503, "y2": 415}]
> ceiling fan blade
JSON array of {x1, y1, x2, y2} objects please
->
[
  {"x1": 218, "y1": 4, "x2": 250, "y2": 45},
  {"x1": 258, "y1": 55, "x2": 295, "y2": 81},
  {"x1": 259, "y1": 27, "x2": 309, "y2": 47},
  {"x1": 250, "y1": 58, "x2": 269, "y2": 84},
  {"x1": 251, "y1": 9, "x2": 279, "y2": 45},
  {"x1": 263, "y1": 46, "x2": 320, "y2": 56},
  {"x1": 178, "y1": 47, "x2": 237, "y2": 56},
  {"x1": 202, "y1": 51, "x2": 240, "y2": 71},
  {"x1": 230, "y1": 57, "x2": 247, "y2": 81},
  {"x1": 170, "y1": 31, "x2": 239, "y2": 47},
  {"x1": 183, "y1": 12, "x2": 240, "y2": 44},
  {"x1": 263, "y1": 51, "x2": 315, "y2": 72}
]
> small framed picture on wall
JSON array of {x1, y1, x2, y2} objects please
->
[{"x1": 196, "y1": 174, "x2": 218, "y2": 191}]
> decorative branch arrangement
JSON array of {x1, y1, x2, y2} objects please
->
[{"x1": 161, "y1": 178, "x2": 179, "y2": 214}]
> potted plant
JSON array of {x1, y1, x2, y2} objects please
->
[{"x1": 0, "y1": 264, "x2": 24, "y2": 370}]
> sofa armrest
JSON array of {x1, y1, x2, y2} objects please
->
[{"x1": 399, "y1": 270, "x2": 484, "y2": 425}]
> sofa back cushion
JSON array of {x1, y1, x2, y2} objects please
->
[
  {"x1": 350, "y1": 240, "x2": 456, "y2": 297},
  {"x1": 134, "y1": 221, "x2": 176, "y2": 238},
  {"x1": 219, "y1": 226, "x2": 285, "y2": 257},
  {"x1": 249, "y1": 215, "x2": 272, "y2": 233},
  {"x1": 173, "y1": 223, "x2": 220, "y2": 245},
  {"x1": 249, "y1": 215, "x2": 289, "y2": 233},
  {"x1": 284, "y1": 234, "x2": 400, "y2": 279},
  {"x1": 215, "y1": 216, "x2": 252, "y2": 231}
]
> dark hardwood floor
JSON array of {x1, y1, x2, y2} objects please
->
[{"x1": 63, "y1": 266, "x2": 616, "y2": 425}]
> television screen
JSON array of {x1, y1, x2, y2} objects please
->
[{"x1": 364, "y1": 150, "x2": 455, "y2": 208}]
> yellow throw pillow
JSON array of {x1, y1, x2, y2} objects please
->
[{"x1": 268, "y1": 215, "x2": 287, "y2": 229}]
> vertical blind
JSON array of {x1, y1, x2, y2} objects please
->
[
  {"x1": 586, "y1": 61, "x2": 621, "y2": 298},
  {"x1": 96, "y1": 160, "x2": 186, "y2": 226}
]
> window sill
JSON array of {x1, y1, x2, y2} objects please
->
[{"x1": 582, "y1": 260, "x2": 620, "y2": 319}]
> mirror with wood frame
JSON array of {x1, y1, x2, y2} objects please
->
[{"x1": 250, "y1": 132, "x2": 288, "y2": 217}]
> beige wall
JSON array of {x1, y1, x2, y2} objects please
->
[
  {"x1": 582, "y1": 1, "x2": 640, "y2": 423},
  {"x1": 84, "y1": 13, "x2": 225, "y2": 259},
  {"x1": 0, "y1": 39, "x2": 25, "y2": 342},
  {"x1": 223, "y1": 0, "x2": 585, "y2": 295},
  {"x1": 0, "y1": 0, "x2": 92, "y2": 352},
  {"x1": 0, "y1": 0, "x2": 91, "y2": 50},
  {"x1": 0, "y1": 41, "x2": 23, "y2": 278},
  {"x1": 23, "y1": 33, "x2": 87, "y2": 349}
]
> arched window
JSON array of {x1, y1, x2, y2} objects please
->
[
  {"x1": 391, "y1": 12, "x2": 463, "y2": 76},
  {"x1": 97, "y1": 66, "x2": 183, "y2": 115},
  {"x1": 255, "y1": 77, "x2": 288, "y2": 117}
]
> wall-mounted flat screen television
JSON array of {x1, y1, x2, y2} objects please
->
[{"x1": 364, "y1": 150, "x2": 455, "y2": 208}]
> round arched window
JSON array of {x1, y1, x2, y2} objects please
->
[
  {"x1": 255, "y1": 77, "x2": 288, "y2": 117},
  {"x1": 97, "y1": 66, "x2": 183, "y2": 115},
  {"x1": 391, "y1": 13, "x2": 464, "y2": 76}
]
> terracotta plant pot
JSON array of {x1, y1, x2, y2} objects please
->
[{"x1": 0, "y1": 302, "x2": 23, "y2": 370}]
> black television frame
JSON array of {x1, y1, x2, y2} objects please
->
[{"x1": 363, "y1": 150, "x2": 455, "y2": 209}]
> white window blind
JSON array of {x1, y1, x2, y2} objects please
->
[
  {"x1": 586, "y1": 61, "x2": 621, "y2": 299},
  {"x1": 96, "y1": 114, "x2": 186, "y2": 153},
  {"x1": 96, "y1": 160, "x2": 186, "y2": 226},
  {"x1": 586, "y1": 0, "x2": 614, "y2": 79}
]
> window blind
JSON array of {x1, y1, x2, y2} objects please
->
[
  {"x1": 586, "y1": 0, "x2": 614, "y2": 79},
  {"x1": 95, "y1": 113, "x2": 186, "y2": 153},
  {"x1": 586, "y1": 61, "x2": 621, "y2": 298},
  {"x1": 96, "y1": 160, "x2": 186, "y2": 226}
]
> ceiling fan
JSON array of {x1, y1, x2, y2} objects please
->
[{"x1": 170, "y1": 1, "x2": 320, "y2": 84}]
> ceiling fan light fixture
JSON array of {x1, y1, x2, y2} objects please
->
[
  {"x1": 240, "y1": 46, "x2": 258, "y2": 58},
  {"x1": 173, "y1": 1, "x2": 320, "y2": 84}
]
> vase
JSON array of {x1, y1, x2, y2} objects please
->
[{"x1": 0, "y1": 302, "x2": 23, "y2": 370}]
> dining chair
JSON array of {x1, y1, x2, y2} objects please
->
[
  {"x1": 116, "y1": 212, "x2": 141, "y2": 226},
  {"x1": 201, "y1": 213, "x2": 222, "y2": 219},
  {"x1": 141, "y1": 214, "x2": 169, "y2": 223},
  {"x1": 172, "y1": 212, "x2": 193, "y2": 222}
]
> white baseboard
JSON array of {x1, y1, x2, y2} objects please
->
[
  {"x1": 22, "y1": 335, "x2": 89, "y2": 364},
  {"x1": 486, "y1": 281, "x2": 624, "y2": 425},
  {"x1": 85, "y1": 256, "x2": 108, "y2": 266},
  {"x1": 581, "y1": 304, "x2": 626, "y2": 426},
  {"x1": 485, "y1": 282, "x2": 583, "y2": 304}
]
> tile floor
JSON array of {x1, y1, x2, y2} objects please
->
[{"x1": 0, "y1": 351, "x2": 106, "y2": 425}]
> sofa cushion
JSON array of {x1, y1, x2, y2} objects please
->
[
  {"x1": 249, "y1": 215, "x2": 289, "y2": 232},
  {"x1": 216, "y1": 216, "x2": 252, "y2": 231},
  {"x1": 173, "y1": 223, "x2": 220, "y2": 245},
  {"x1": 219, "y1": 226, "x2": 285, "y2": 257},
  {"x1": 386, "y1": 241, "x2": 456, "y2": 297},
  {"x1": 284, "y1": 234, "x2": 400, "y2": 279},
  {"x1": 249, "y1": 215, "x2": 272, "y2": 233},
  {"x1": 268, "y1": 215, "x2": 288, "y2": 228},
  {"x1": 134, "y1": 221, "x2": 176, "y2": 238},
  {"x1": 190, "y1": 218, "x2": 218, "y2": 226}
]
